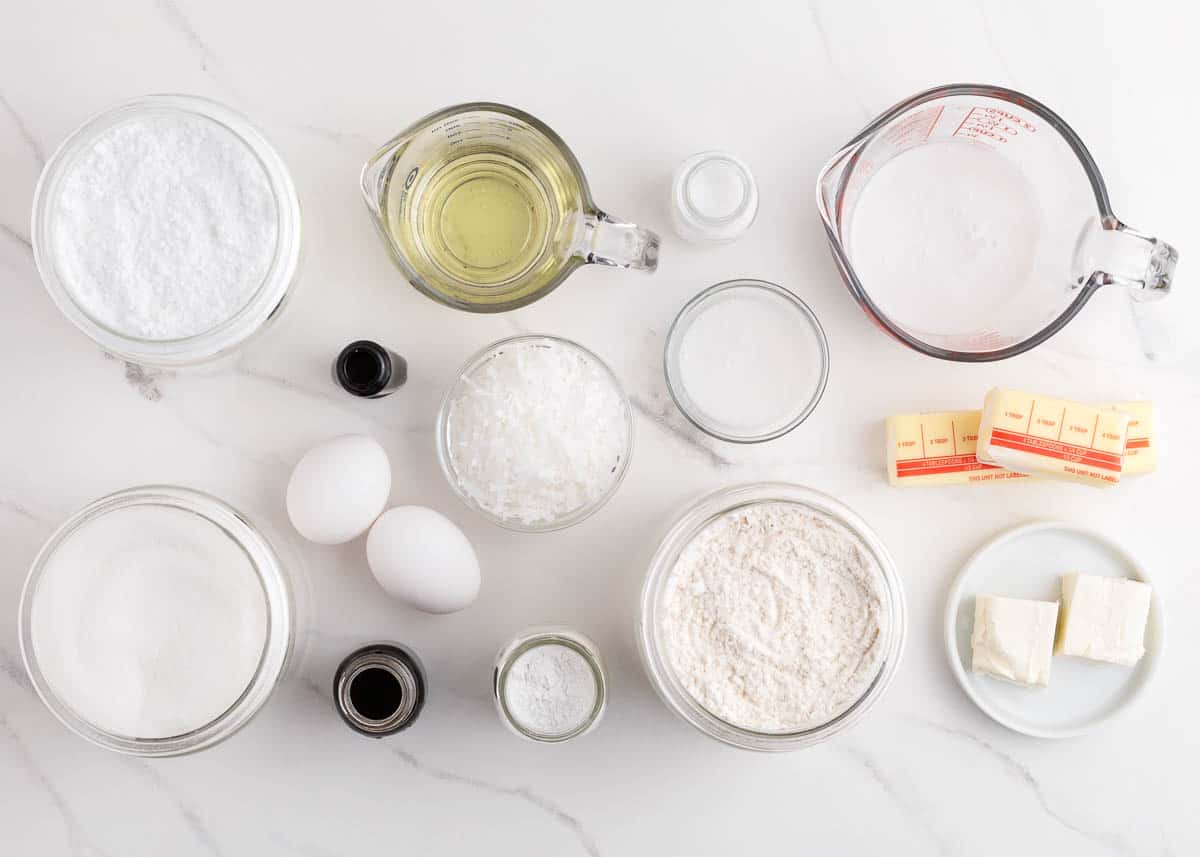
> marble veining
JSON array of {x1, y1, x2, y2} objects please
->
[
  {"x1": 1, "y1": 1, "x2": 1196, "y2": 855},
  {"x1": 911, "y1": 718, "x2": 1136, "y2": 856}
]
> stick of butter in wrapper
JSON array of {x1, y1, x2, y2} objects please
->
[
  {"x1": 976, "y1": 389, "x2": 1129, "y2": 487},
  {"x1": 887, "y1": 401, "x2": 1156, "y2": 486}
]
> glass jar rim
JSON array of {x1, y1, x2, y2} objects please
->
[
  {"x1": 637, "y1": 483, "x2": 907, "y2": 751},
  {"x1": 18, "y1": 485, "x2": 293, "y2": 756},
  {"x1": 30, "y1": 94, "x2": 302, "y2": 367},
  {"x1": 436, "y1": 334, "x2": 634, "y2": 532}
]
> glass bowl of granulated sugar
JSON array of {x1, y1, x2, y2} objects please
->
[
  {"x1": 637, "y1": 483, "x2": 907, "y2": 751},
  {"x1": 31, "y1": 95, "x2": 302, "y2": 366}
]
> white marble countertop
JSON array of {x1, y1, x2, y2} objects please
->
[{"x1": 2, "y1": 1, "x2": 1198, "y2": 854}]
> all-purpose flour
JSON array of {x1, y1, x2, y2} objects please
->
[
  {"x1": 51, "y1": 111, "x2": 278, "y2": 340},
  {"x1": 661, "y1": 502, "x2": 886, "y2": 732}
]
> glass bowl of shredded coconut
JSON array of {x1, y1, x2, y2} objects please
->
[
  {"x1": 18, "y1": 485, "x2": 295, "y2": 756},
  {"x1": 637, "y1": 483, "x2": 906, "y2": 751},
  {"x1": 437, "y1": 335, "x2": 633, "y2": 532},
  {"x1": 31, "y1": 95, "x2": 302, "y2": 366}
]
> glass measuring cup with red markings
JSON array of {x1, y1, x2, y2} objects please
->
[{"x1": 817, "y1": 84, "x2": 1177, "y2": 362}]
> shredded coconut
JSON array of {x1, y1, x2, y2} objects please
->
[
  {"x1": 661, "y1": 502, "x2": 886, "y2": 732},
  {"x1": 51, "y1": 110, "x2": 278, "y2": 340},
  {"x1": 445, "y1": 340, "x2": 628, "y2": 526},
  {"x1": 503, "y1": 643, "x2": 598, "y2": 736}
]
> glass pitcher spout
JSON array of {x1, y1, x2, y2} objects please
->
[
  {"x1": 578, "y1": 211, "x2": 660, "y2": 271},
  {"x1": 1072, "y1": 216, "x2": 1176, "y2": 300}
]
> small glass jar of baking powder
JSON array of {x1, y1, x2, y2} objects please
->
[
  {"x1": 493, "y1": 626, "x2": 607, "y2": 743},
  {"x1": 670, "y1": 151, "x2": 759, "y2": 243}
]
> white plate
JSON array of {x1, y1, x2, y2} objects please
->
[{"x1": 944, "y1": 521, "x2": 1164, "y2": 738}]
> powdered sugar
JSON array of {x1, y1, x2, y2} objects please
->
[
  {"x1": 661, "y1": 502, "x2": 886, "y2": 732},
  {"x1": 502, "y1": 643, "x2": 598, "y2": 737},
  {"x1": 51, "y1": 110, "x2": 278, "y2": 340}
]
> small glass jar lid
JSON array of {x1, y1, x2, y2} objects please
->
[
  {"x1": 670, "y1": 151, "x2": 758, "y2": 243},
  {"x1": 493, "y1": 626, "x2": 607, "y2": 743},
  {"x1": 664, "y1": 279, "x2": 829, "y2": 443}
]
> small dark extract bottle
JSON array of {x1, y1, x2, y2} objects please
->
[
  {"x1": 333, "y1": 340, "x2": 407, "y2": 399},
  {"x1": 333, "y1": 643, "x2": 426, "y2": 737}
]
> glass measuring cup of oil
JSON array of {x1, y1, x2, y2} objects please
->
[
  {"x1": 361, "y1": 103, "x2": 660, "y2": 312},
  {"x1": 817, "y1": 84, "x2": 1178, "y2": 362}
]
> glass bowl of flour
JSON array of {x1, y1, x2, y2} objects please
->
[
  {"x1": 18, "y1": 486, "x2": 295, "y2": 756},
  {"x1": 637, "y1": 483, "x2": 906, "y2": 751},
  {"x1": 31, "y1": 95, "x2": 302, "y2": 366}
]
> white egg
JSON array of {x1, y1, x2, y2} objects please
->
[
  {"x1": 286, "y1": 435, "x2": 391, "y2": 545},
  {"x1": 366, "y1": 506, "x2": 481, "y2": 614}
]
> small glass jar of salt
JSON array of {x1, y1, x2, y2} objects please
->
[
  {"x1": 493, "y1": 627, "x2": 607, "y2": 743},
  {"x1": 670, "y1": 151, "x2": 758, "y2": 244}
]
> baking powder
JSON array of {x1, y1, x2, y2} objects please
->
[
  {"x1": 503, "y1": 643, "x2": 597, "y2": 736},
  {"x1": 661, "y1": 502, "x2": 886, "y2": 732},
  {"x1": 51, "y1": 110, "x2": 278, "y2": 340}
]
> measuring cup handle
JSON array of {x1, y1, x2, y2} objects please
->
[
  {"x1": 579, "y1": 212, "x2": 660, "y2": 272},
  {"x1": 1073, "y1": 217, "x2": 1177, "y2": 300}
]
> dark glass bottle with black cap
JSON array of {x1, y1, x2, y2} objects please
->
[
  {"x1": 333, "y1": 643, "x2": 426, "y2": 737},
  {"x1": 334, "y1": 341, "x2": 407, "y2": 399}
]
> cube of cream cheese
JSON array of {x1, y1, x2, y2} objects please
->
[
  {"x1": 1055, "y1": 573, "x2": 1152, "y2": 666},
  {"x1": 971, "y1": 595, "x2": 1059, "y2": 686}
]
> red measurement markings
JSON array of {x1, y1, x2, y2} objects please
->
[
  {"x1": 924, "y1": 105, "x2": 946, "y2": 140},
  {"x1": 951, "y1": 107, "x2": 976, "y2": 137},
  {"x1": 895, "y1": 454, "x2": 1007, "y2": 479},
  {"x1": 952, "y1": 106, "x2": 1038, "y2": 145},
  {"x1": 987, "y1": 429, "x2": 1123, "y2": 472}
]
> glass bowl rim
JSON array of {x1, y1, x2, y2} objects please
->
[
  {"x1": 663, "y1": 279, "x2": 830, "y2": 443},
  {"x1": 436, "y1": 333, "x2": 634, "y2": 533},
  {"x1": 636, "y1": 482, "x2": 907, "y2": 751},
  {"x1": 17, "y1": 484, "x2": 293, "y2": 756},
  {"x1": 30, "y1": 93, "x2": 302, "y2": 367}
]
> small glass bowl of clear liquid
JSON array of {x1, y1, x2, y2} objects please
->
[{"x1": 664, "y1": 280, "x2": 829, "y2": 443}]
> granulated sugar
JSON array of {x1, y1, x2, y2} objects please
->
[
  {"x1": 51, "y1": 110, "x2": 278, "y2": 340},
  {"x1": 29, "y1": 504, "x2": 268, "y2": 739},
  {"x1": 661, "y1": 502, "x2": 886, "y2": 732}
]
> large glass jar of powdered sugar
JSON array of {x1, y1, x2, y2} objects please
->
[
  {"x1": 18, "y1": 486, "x2": 295, "y2": 756},
  {"x1": 31, "y1": 95, "x2": 302, "y2": 366}
]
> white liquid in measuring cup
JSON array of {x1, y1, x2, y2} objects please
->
[{"x1": 848, "y1": 140, "x2": 1044, "y2": 337}]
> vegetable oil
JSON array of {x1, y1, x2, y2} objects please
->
[{"x1": 383, "y1": 144, "x2": 583, "y2": 309}]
